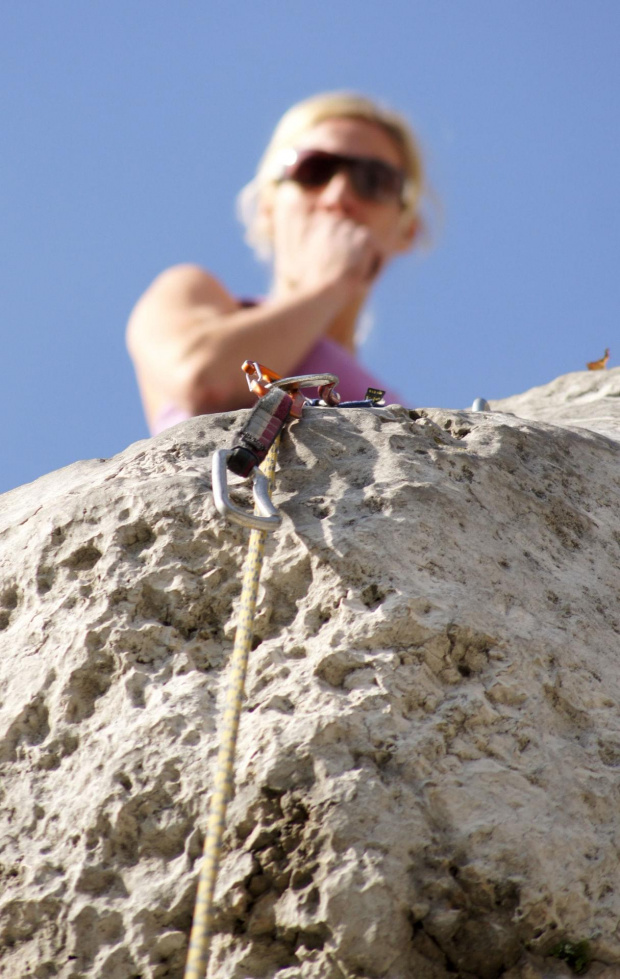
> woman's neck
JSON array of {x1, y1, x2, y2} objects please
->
[
  {"x1": 324, "y1": 304, "x2": 359, "y2": 352},
  {"x1": 269, "y1": 280, "x2": 364, "y2": 354}
]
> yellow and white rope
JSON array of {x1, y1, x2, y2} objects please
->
[{"x1": 184, "y1": 437, "x2": 280, "y2": 979}]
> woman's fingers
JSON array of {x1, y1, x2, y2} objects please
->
[{"x1": 274, "y1": 210, "x2": 384, "y2": 303}]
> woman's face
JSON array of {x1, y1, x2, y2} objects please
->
[{"x1": 265, "y1": 116, "x2": 418, "y2": 264}]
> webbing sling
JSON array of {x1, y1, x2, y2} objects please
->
[{"x1": 226, "y1": 385, "x2": 293, "y2": 478}]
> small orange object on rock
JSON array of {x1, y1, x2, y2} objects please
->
[{"x1": 586, "y1": 348, "x2": 610, "y2": 370}]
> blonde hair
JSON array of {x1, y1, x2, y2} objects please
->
[{"x1": 237, "y1": 91, "x2": 428, "y2": 260}]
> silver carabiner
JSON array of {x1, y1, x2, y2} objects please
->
[
  {"x1": 211, "y1": 448, "x2": 282, "y2": 532},
  {"x1": 268, "y1": 372, "x2": 339, "y2": 393}
]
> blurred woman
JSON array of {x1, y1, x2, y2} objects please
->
[{"x1": 127, "y1": 91, "x2": 427, "y2": 434}]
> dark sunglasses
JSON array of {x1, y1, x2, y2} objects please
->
[{"x1": 276, "y1": 149, "x2": 406, "y2": 204}]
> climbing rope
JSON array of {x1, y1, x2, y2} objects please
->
[
  {"x1": 185, "y1": 362, "x2": 388, "y2": 977},
  {"x1": 184, "y1": 437, "x2": 280, "y2": 979}
]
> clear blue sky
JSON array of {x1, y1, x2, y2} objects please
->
[{"x1": 2, "y1": 1, "x2": 619, "y2": 494}]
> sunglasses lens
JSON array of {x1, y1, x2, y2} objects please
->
[
  {"x1": 352, "y1": 161, "x2": 402, "y2": 202},
  {"x1": 291, "y1": 153, "x2": 339, "y2": 188}
]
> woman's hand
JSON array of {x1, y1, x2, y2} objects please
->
[{"x1": 273, "y1": 210, "x2": 385, "y2": 305}]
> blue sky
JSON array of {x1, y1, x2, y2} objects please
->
[{"x1": 2, "y1": 2, "x2": 619, "y2": 494}]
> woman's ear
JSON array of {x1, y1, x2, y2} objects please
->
[
  {"x1": 256, "y1": 187, "x2": 275, "y2": 245},
  {"x1": 397, "y1": 214, "x2": 421, "y2": 253}
]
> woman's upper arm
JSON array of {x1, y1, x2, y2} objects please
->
[
  {"x1": 126, "y1": 264, "x2": 237, "y2": 420},
  {"x1": 127, "y1": 264, "x2": 236, "y2": 357}
]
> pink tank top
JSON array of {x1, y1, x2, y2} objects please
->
[{"x1": 150, "y1": 329, "x2": 404, "y2": 436}]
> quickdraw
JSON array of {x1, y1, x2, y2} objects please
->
[{"x1": 212, "y1": 360, "x2": 384, "y2": 531}]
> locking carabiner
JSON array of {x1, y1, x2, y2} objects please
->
[{"x1": 242, "y1": 360, "x2": 340, "y2": 412}]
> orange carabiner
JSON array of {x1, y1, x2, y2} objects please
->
[
  {"x1": 241, "y1": 360, "x2": 341, "y2": 416},
  {"x1": 242, "y1": 360, "x2": 282, "y2": 398}
]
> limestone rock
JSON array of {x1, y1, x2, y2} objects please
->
[
  {"x1": 490, "y1": 365, "x2": 620, "y2": 442},
  {"x1": 1, "y1": 369, "x2": 620, "y2": 978}
]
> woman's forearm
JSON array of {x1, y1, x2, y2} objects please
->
[
  {"x1": 127, "y1": 266, "x2": 354, "y2": 420},
  {"x1": 181, "y1": 285, "x2": 354, "y2": 411}
]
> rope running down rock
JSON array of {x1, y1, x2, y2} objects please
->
[{"x1": 184, "y1": 437, "x2": 280, "y2": 979}]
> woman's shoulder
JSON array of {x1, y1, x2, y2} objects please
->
[
  {"x1": 126, "y1": 262, "x2": 239, "y2": 366},
  {"x1": 143, "y1": 263, "x2": 236, "y2": 310}
]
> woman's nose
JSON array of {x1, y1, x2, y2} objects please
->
[{"x1": 318, "y1": 169, "x2": 357, "y2": 212}]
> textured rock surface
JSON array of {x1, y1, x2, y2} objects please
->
[
  {"x1": 491, "y1": 365, "x2": 620, "y2": 442},
  {"x1": 1, "y1": 368, "x2": 620, "y2": 978}
]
